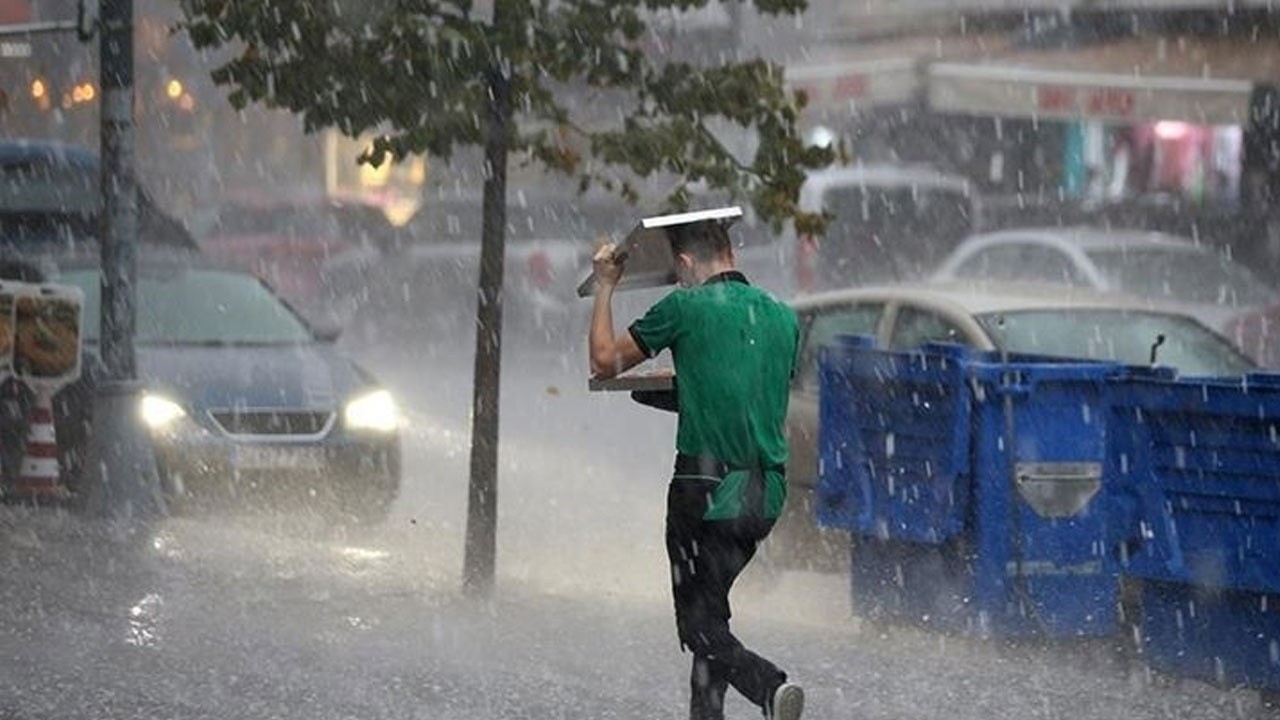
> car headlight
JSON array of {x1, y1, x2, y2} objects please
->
[
  {"x1": 140, "y1": 394, "x2": 186, "y2": 430},
  {"x1": 344, "y1": 390, "x2": 399, "y2": 432}
]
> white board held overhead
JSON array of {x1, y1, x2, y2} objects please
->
[{"x1": 576, "y1": 206, "x2": 743, "y2": 297}]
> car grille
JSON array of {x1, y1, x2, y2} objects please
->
[{"x1": 209, "y1": 410, "x2": 334, "y2": 437}]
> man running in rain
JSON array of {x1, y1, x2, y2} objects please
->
[{"x1": 587, "y1": 217, "x2": 804, "y2": 720}]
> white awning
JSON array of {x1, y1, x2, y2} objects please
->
[{"x1": 927, "y1": 36, "x2": 1278, "y2": 125}]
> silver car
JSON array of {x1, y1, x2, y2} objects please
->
[{"x1": 931, "y1": 227, "x2": 1279, "y2": 334}]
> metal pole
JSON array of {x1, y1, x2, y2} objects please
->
[{"x1": 82, "y1": 0, "x2": 163, "y2": 522}]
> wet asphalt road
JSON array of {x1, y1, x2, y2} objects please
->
[{"x1": 0, "y1": 332, "x2": 1268, "y2": 719}]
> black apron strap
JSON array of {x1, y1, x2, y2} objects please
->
[
  {"x1": 673, "y1": 453, "x2": 784, "y2": 519},
  {"x1": 673, "y1": 453, "x2": 785, "y2": 478}
]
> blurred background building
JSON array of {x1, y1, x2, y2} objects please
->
[
  {"x1": 752, "y1": 1, "x2": 1280, "y2": 271},
  {"x1": 0, "y1": 0, "x2": 1277, "y2": 259}
]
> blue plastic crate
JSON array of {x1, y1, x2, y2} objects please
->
[
  {"x1": 964, "y1": 352, "x2": 1124, "y2": 637},
  {"x1": 816, "y1": 337, "x2": 971, "y2": 543},
  {"x1": 818, "y1": 339, "x2": 1123, "y2": 637},
  {"x1": 1112, "y1": 370, "x2": 1280, "y2": 594}
]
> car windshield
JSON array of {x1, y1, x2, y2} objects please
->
[
  {"x1": 1086, "y1": 247, "x2": 1279, "y2": 307},
  {"x1": 59, "y1": 268, "x2": 314, "y2": 345},
  {"x1": 977, "y1": 309, "x2": 1255, "y2": 377}
]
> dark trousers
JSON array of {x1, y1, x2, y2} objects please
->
[{"x1": 666, "y1": 477, "x2": 787, "y2": 720}]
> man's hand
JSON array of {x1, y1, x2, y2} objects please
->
[{"x1": 592, "y1": 242, "x2": 626, "y2": 290}]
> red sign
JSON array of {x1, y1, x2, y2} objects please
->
[
  {"x1": 1086, "y1": 88, "x2": 1134, "y2": 116},
  {"x1": 1037, "y1": 85, "x2": 1135, "y2": 118},
  {"x1": 1037, "y1": 86, "x2": 1074, "y2": 113}
]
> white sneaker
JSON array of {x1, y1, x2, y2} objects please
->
[{"x1": 770, "y1": 682, "x2": 804, "y2": 720}]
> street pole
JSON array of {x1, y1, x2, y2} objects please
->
[{"x1": 83, "y1": 0, "x2": 163, "y2": 523}]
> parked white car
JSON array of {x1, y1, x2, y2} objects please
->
[{"x1": 931, "y1": 227, "x2": 1280, "y2": 333}]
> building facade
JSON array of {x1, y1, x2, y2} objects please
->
[{"x1": 748, "y1": 1, "x2": 1280, "y2": 268}]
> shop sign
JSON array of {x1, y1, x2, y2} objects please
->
[
  {"x1": 0, "y1": 41, "x2": 30, "y2": 59},
  {"x1": 1037, "y1": 85, "x2": 1136, "y2": 118},
  {"x1": 930, "y1": 62, "x2": 1254, "y2": 125}
]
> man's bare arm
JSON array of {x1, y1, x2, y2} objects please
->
[
  {"x1": 588, "y1": 243, "x2": 648, "y2": 379},
  {"x1": 590, "y1": 285, "x2": 647, "y2": 378}
]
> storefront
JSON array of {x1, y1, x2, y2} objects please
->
[{"x1": 924, "y1": 35, "x2": 1279, "y2": 208}]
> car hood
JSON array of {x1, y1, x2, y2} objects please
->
[{"x1": 136, "y1": 343, "x2": 370, "y2": 412}]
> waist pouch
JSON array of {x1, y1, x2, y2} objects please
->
[{"x1": 674, "y1": 453, "x2": 784, "y2": 520}]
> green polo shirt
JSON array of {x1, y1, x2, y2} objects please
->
[{"x1": 629, "y1": 271, "x2": 799, "y2": 520}]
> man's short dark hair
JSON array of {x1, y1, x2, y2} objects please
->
[{"x1": 668, "y1": 221, "x2": 732, "y2": 262}]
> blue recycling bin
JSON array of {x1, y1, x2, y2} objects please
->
[
  {"x1": 817, "y1": 339, "x2": 1123, "y2": 638},
  {"x1": 1109, "y1": 369, "x2": 1280, "y2": 691}
]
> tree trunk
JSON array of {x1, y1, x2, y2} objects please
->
[
  {"x1": 100, "y1": 0, "x2": 138, "y2": 381},
  {"x1": 463, "y1": 33, "x2": 512, "y2": 597}
]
